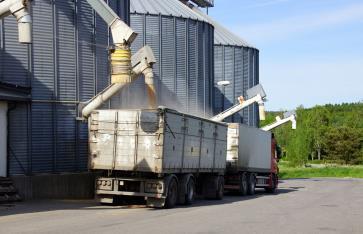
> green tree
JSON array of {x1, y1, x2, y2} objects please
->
[{"x1": 323, "y1": 127, "x2": 363, "y2": 164}]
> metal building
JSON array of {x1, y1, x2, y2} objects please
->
[
  {"x1": 121, "y1": 0, "x2": 215, "y2": 117},
  {"x1": 191, "y1": 7, "x2": 260, "y2": 126},
  {"x1": 0, "y1": 0, "x2": 129, "y2": 185}
]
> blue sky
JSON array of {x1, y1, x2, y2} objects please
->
[{"x1": 208, "y1": 0, "x2": 363, "y2": 111}]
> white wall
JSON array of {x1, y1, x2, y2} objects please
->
[{"x1": 0, "y1": 101, "x2": 7, "y2": 177}]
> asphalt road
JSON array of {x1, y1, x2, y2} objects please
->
[{"x1": 1, "y1": 178, "x2": 363, "y2": 234}]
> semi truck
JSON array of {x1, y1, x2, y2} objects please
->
[
  {"x1": 210, "y1": 85, "x2": 279, "y2": 195},
  {"x1": 89, "y1": 107, "x2": 228, "y2": 208}
]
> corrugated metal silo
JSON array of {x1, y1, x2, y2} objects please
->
[
  {"x1": 0, "y1": 0, "x2": 129, "y2": 175},
  {"x1": 191, "y1": 7, "x2": 260, "y2": 127},
  {"x1": 117, "y1": 0, "x2": 214, "y2": 117}
]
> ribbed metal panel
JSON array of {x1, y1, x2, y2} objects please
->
[
  {"x1": 223, "y1": 47, "x2": 234, "y2": 123},
  {"x1": 32, "y1": 0, "x2": 55, "y2": 100},
  {"x1": 242, "y1": 47, "x2": 250, "y2": 125},
  {"x1": 213, "y1": 46, "x2": 223, "y2": 114},
  {"x1": 188, "y1": 19, "x2": 198, "y2": 114},
  {"x1": 129, "y1": 0, "x2": 214, "y2": 116},
  {"x1": 77, "y1": 122, "x2": 89, "y2": 171},
  {"x1": 197, "y1": 22, "x2": 205, "y2": 114},
  {"x1": 1, "y1": 17, "x2": 29, "y2": 86},
  {"x1": 78, "y1": 0, "x2": 96, "y2": 102},
  {"x1": 233, "y1": 47, "x2": 243, "y2": 123},
  {"x1": 95, "y1": 14, "x2": 109, "y2": 95},
  {"x1": 175, "y1": 18, "x2": 188, "y2": 111},
  {"x1": 8, "y1": 104, "x2": 29, "y2": 175},
  {"x1": 2, "y1": 0, "x2": 128, "y2": 176},
  {"x1": 160, "y1": 17, "x2": 175, "y2": 92},
  {"x1": 31, "y1": 103, "x2": 54, "y2": 173},
  {"x1": 56, "y1": 0, "x2": 77, "y2": 101},
  {"x1": 55, "y1": 104, "x2": 76, "y2": 172}
]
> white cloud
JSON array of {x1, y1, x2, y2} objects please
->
[{"x1": 230, "y1": 3, "x2": 363, "y2": 44}]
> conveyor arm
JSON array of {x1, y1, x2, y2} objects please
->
[
  {"x1": 261, "y1": 112, "x2": 297, "y2": 131},
  {"x1": 210, "y1": 84, "x2": 267, "y2": 122},
  {"x1": 80, "y1": 45, "x2": 156, "y2": 119},
  {"x1": 86, "y1": 0, "x2": 136, "y2": 45}
]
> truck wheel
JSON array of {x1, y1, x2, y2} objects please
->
[
  {"x1": 216, "y1": 176, "x2": 224, "y2": 200},
  {"x1": 265, "y1": 174, "x2": 277, "y2": 194},
  {"x1": 239, "y1": 173, "x2": 248, "y2": 196},
  {"x1": 165, "y1": 178, "x2": 178, "y2": 208},
  {"x1": 185, "y1": 178, "x2": 195, "y2": 205},
  {"x1": 247, "y1": 173, "x2": 256, "y2": 195}
]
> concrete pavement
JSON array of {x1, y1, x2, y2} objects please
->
[{"x1": 1, "y1": 178, "x2": 362, "y2": 234}]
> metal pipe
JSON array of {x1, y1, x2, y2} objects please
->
[
  {"x1": 0, "y1": 0, "x2": 32, "y2": 43},
  {"x1": 143, "y1": 67, "x2": 156, "y2": 108}
]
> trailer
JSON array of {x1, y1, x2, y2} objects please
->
[
  {"x1": 210, "y1": 84, "x2": 278, "y2": 195},
  {"x1": 224, "y1": 123, "x2": 278, "y2": 195},
  {"x1": 89, "y1": 107, "x2": 228, "y2": 208}
]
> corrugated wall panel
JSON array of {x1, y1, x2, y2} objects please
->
[
  {"x1": 56, "y1": 0, "x2": 77, "y2": 101},
  {"x1": 1, "y1": 17, "x2": 29, "y2": 86},
  {"x1": 234, "y1": 47, "x2": 243, "y2": 123},
  {"x1": 242, "y1": 47, "x2": 250, "y2": 125},
  {"x1": 78, "y1": 122, "x2": 89, "y2": 171},
  {"x1": 223, "y1": 46, "x2": 234, "y2": 122},
  {"x1": 129, "y1": 10, "x2": 214, "y2": 115},
  {"x1": 56, "y1": 104, "x2": 76, "y2": 172},
  {"x1": 78, "y1": 0, "x2": 96, "y2": 102},
  {"x1": 175, "y1": 18, "x2": 187, "y2": 111},
  {"x1": 249, "y1": 49, "x2": 255, "y2": 126},
  {"x1": 213, "y1": 45, "x2": 223, "y2": 114},
  {"x1": 206, "y1": 24, "x2": 213, "y2": 116},
  {"x1": 31, "y1": 103, "x2": 54, "y2": 173},
  {"x1": 95, "y1": 15, "x2": 109, "y2": 95},
  {"x1": 160, "y1": 17, "x2": 175, "y2": 93},
  {"x1": 32, "y1": 0, "x2": 55, "y2": 100},
  {"x1": 145, "y1": 15, "x2": 160, "y2": 107},
  {"x1": 255, "y1": 50, "x2": 260, "y2": 127},
  {"x1": 197, "y1": 22, "x2": 205, "y2": 115},
  {"x1": 8, "y1": 104, "x2": 29, "y2": 175},
  {"x1": 188, "y1": 20, "x2": 198, "y2": 114}
]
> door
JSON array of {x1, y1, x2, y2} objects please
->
[{"x1": 0, "y1": 101, "x2": 7, "y2": 177}]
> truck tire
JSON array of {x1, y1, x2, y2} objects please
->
[
  {"x1": 239, "y1": 173, "x2": 248, "y2": 196},
  {"x1": 165, "y1": 178, "x2": 178, "y2": 208},
  {"x1": 185, "y1": 178, "x2": 196, "y2": 205},
  {"x1": 216, "y1": 176, "x2": 224, "y2": 200},
  {"x1": 247, "y1": 173, "x2": 256, "y2": 195},
  {"x1": 265, "y1": 174, "x2": 277, "y2": 194}
]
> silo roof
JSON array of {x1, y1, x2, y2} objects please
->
[
  {"x1": 130, "y1": 0, "x2": 210, "y2": 23},
  {"x1": 191, "y1": 6, "x2": 256, "y2": 49}
]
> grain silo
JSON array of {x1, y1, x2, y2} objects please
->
[
  {"x1": 118, "y1": 0, "x2": 215, "y2": 117},
  {"x1": 191, "y1": 6, "x2": 260, "y2": 127},
  {"x1": 0, "y1": 0, "x2": 129, "y2": 198}
]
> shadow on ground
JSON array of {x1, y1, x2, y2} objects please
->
[{"x1": 0, "y1": 185, "x2": 302, "y2": 216}]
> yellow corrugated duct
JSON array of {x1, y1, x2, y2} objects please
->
[{"x1": 110, "y1": 45, "x2": 132, "y2": 84}]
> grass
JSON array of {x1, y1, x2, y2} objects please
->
[{"x1": 278, "y1": 161, "x2": 363, "y2": 179}]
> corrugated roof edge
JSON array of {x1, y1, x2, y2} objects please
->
[
  {"x1": 190, "y1": 5, "x2": 257, "y2": 50},
  {"x1": 130, "y1": 0, "x2": 212, "y2": 24}
]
